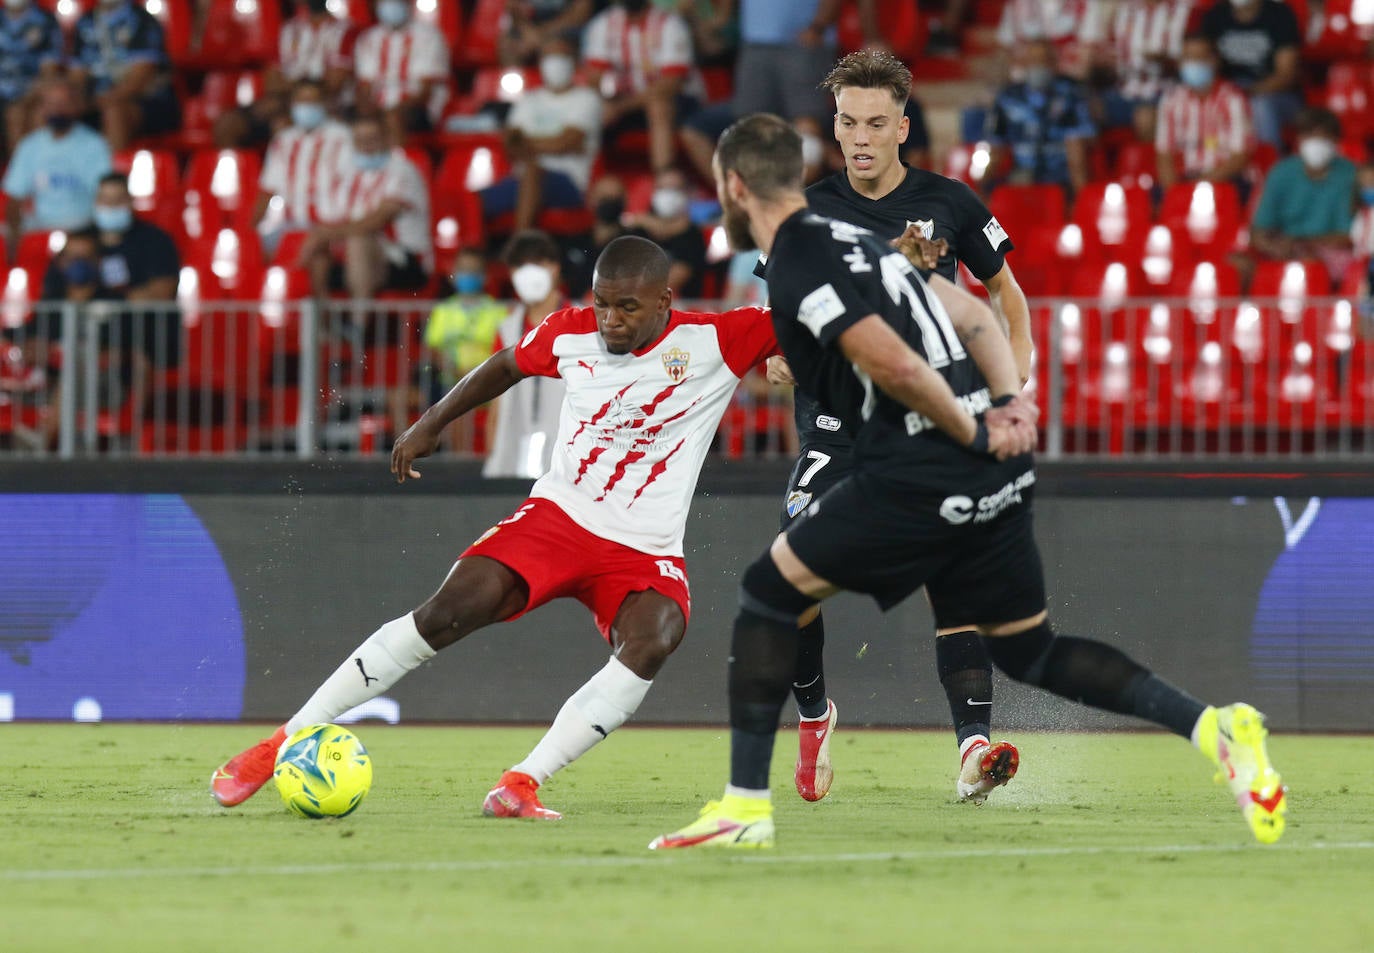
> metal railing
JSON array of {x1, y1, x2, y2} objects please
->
[{"x1": 2, "y1": 294, "x2": 1371, "y2": 461}]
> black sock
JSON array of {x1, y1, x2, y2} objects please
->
[
  {"x1": 729, "y1": 606, "x2": 797, "y2": 791},
  {"x1": 791, "y1": 612, "x2": 829, "y2": 719},
  {"x1": 937, "y1": 630, "x2": 994, "y2": 745}
]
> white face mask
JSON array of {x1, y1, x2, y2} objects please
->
[
  {"x1": 651, "y1": 187, "x2": 688, "y2": 219},
  {"x1": 800, "y1": 133, "x2": 823, "y2": 169},
  {"x1": 539, "y1": 54, "x2": 575, "y2": 91},
  {"x1": 511, "y1": 263, "x2": 555, "y2": 305},
  {"x1": 1299, "y1": 137, "x2": 1336, "y2": 171}
]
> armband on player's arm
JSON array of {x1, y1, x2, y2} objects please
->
[
  {"x1": 967, "y1": 420, "x2": 990, "y2": 454},
  {"x1": 992, "y1": 394, "x2": 1015, "y2": 408}
]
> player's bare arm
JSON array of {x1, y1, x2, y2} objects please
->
[
  {"x1": 391, "y1": 348, "x2": 528, "y2": 482},
  {"x1": 980, "y1": 263, "x2": 1033, "y2": 386}
]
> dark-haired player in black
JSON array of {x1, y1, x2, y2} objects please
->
[
  {"x1": 775, "y1": 50, "x2": 1034, "y2": 805},
  {"x1": 651, "y1": 113, "x2": 1285, "y2": 850}
]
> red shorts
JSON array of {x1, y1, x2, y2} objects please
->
[{"x1": 460, "y1": 498, "x2": 691, "y2": 641}]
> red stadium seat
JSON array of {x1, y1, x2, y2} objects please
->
[
  {"x1": 415, "y1": 0, "x2": 462, "y2": 48},
  {"x1": 185, "y1": 227, "x2": 265, "y2": 300},
  {"x1": 1138, "y1": 224, "x2": 1180, "y2": 290},
  {"x1": 943, "y1": 142, "x2": 996, "y2": 190},
  {"x1": 1306, "y1": 0, "x2": 1374, "y2": 61},
  {"x1": 1322, "y1": 61, "x2": 1373, "y2": 139},
  {"x1": 1169, "y1": 259, "x2": 1242, "y2": 327},
  {"x1": 1159, "y1": 181, "x2": 1243, "y2": 260},
  {"x1": 1109, "y1": 140, "x2": 1158, "y2": 190},
  {"x1": 434, "y1": 138, "x2": 509, "y2": 194},
  {"x1": 1070, "y1": 182, "x2": 1153, "y2": 261},
  {"x1": 1250, "y1": 259, "x2": 1331, "y2": 325},
  {"x1": 460, "y1": 0, "x2": 505, "y2": 68},
  {"x1": 988, "y1": 184, "x2": 1067, "y2": 240},
  {"x1": 183, "y1": 148, "x2": 263, "y2": 241},
  {"x1": 431, "y1": 192, "x2": 485, "y2": 276},
  {"x1": 196, "y1": 0, "x2": 281, "y2": 67},
  {"x1": 140, "y1": 0, "x2": 192, "y2": 64},
  {"x1": 113, "y1": 148, "x2": 184, "y2": 240},
  {"x1": 838, "y1": 0, "x2": 926, "y2": 58}
]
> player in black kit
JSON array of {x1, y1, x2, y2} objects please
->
[
  {"x1": 651, "y1": 113, "x2": 1285, "y2": 850},
  {"x1": 777, "y1": 50, "x2": 1034, "y2": 805}
]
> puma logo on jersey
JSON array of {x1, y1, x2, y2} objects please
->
[{"x1": 576, "y1": 359, "x2": 600, "y2": 376}]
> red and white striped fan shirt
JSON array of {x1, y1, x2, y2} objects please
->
[
  {"x1": 514, "y1": 305, "x2": 777, "y2": 556},
  {"x1": 582, "y1": 8, "x2": 701, "y2": 99},
  {"x1": 1102, "y1": 0, "x2": 1194, "y2": 101},
  {"x1": 1156, "y1": 80, "x2": 1254, "y2": 178},
  {"x1": 278, "y1": 12, "x2": 357, "y2": 82},
  {"x1": 353, "y1": 20, "x2": 450, "y2": 118},
  {"x1": 260, "y1": 120, "x2": 353, "y2": 227},
  {"x1": 329, "y1": 150, "x2": 433, "y2": 271},
  {"x1": 1352, "y1": 207, "x2": 1374, "y2": 257}
]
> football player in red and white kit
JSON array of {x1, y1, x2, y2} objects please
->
[{"x1": 210, "y1": 235, "x2": 777, "y2": 818}]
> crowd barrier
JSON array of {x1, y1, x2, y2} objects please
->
[{"x1": 2, "y1": 293, "x2": 1371, "y2": 459}]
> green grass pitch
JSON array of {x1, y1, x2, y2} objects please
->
[{"x1": 1, "y1": 724, "x2": 1370, "y2": 953}]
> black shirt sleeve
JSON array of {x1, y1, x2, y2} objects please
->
[
  {"x1": 1267, "y1": 2, "x2": 1300, "y2": 47},
  {"x1": 130, "y1": 223, "x2": 180, "y2": 286},
  {"x1": 769, "y1": 227, "x2": 883, "y2": 350},
  {"x1": 951, "y1": 181, "x2": 1011, "y2": 282}
]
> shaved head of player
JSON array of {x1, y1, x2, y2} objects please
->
[
  {"x1": 590, "y1": 235, "x2": 672, "y2": 355},
  {"x1": 823, "y1": 49, "x2": 911, "y2": 198}
]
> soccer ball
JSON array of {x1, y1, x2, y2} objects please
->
[{"x1": 273, "y1": 724, "x2": 373, "y2": 819}]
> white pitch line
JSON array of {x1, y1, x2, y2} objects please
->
[{"x1": 3, "y1": 841, "x2": 1372, "y2": 882}]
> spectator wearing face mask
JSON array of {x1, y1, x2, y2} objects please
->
[
  {"x1": 1087, "y1": 0, "x2": 1193, "y2": 142},
  {"x1": 255, "y1": 80, "x2": 354, "y2": 254},
  {"x1": 1155, "y1": 33, "x2": 1255, "y2": 195},
  {"x1": 1200, "y1": 0, "x2": 1301, "y2": 151},
  {"x1": 3, "y1": 78, "x2": 112, "y2": 255},
  {"x1": 483, "y1": 38, "x2": 603, "y2": 232},
  {"x1": 482, "y1": 230, "x2": 569, "y2": 479},
  {"x1": 985, "y1": 38, "x2": 1095, "y2": 196},
  {"x1": 0, "y1": 0, "x2": 64, "y2": 161},
  {"x1": 69, "y1": 0, "x2": 180, "y2": 152},
  {"x1": 354, "y1": 0, "x2": 450, "y2": 142},
  {"x1": 1352, "y1": 161, "x2": 1374, "y2": 259},
  {"x1": 1244, "y1": 107, "x2": 1356, "y2": 284},
  {"x1": 298, "y1": 114, "x2": 432, "y2": 300},
  {"x1": 625, "y1": 167, "x2": 707, "y2": 298}
]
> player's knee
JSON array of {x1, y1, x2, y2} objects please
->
[
  {"x1": 982, "y1": 620, "x2": 1056, "y2": 684},
  {"x1": 739, "y1": 555, "x2": 815, "y2": 625}
]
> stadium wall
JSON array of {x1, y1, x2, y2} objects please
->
[{"x1": 3, "y1": 461, "x2": 1373, "y2": 732}]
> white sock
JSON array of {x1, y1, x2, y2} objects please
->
[
  {"x1": 959, "y1": 734, "x2": 990, "y2": 759},
  {"x1": 511, "y1": 657, "x2": 652, "y2": 784},
  {"x1": 724, "y1": 785, "x2": 771, "y2": 802},
  {"x1": 285, "y1": 614, "x2": 436, "y2": 735}
]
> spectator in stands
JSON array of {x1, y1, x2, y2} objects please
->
[
  {"x1": 1155, "y1": 33, "x2": 1255, "y2": 196},
  {"x1": 70, "y1": 0, "x2": 180, "y2": 152},
  {"x1": 925, "y1": 0, "x2": 971, "y2": 56},
  {"x1": 563, "y1": 174, "x2": 629, "y2": 296},
  {"x1": 679, "y1": 0, "x2": 876, "y2": 182},
  {"x1": 673, "y1": 0, "x2": 738, "y2": 66},
  {"x1": 1089, "y1": 0, "x2": 1193, "y2": 142},
  {"x1": 483, "y1": 38, "x2": 602, "y2": 232},
  {"x1": 1243, "y1": 107, "x2": 1356, "y2": 284},
  {"x1": 354, "y1": 0, "x2": 450, "y2": 143},
  {"x1": 985, "y1": 39, "x2": 1095, "y2": 197},
  {"x1": 626, "y1": 167, "x2": 708, "y2": 298},
  {"x1": 583, "y1": 0, "x2": 702, "y2": 173},
  {"x1": 482, "y1": 230, "x2": 568, "y2": 479},
  {"x1": 996, "y1": 0, "x2": 1095, "y2": 78},
  {"x1": 3, "y1": 79, "x2": 112, "y2": 253},
  {"x1": 254, "y1": 79, "x2": 353, "y2": 255},
  {"x1": 39, "y1": 177, "x2": 182, "y2": 437},
  {"x1": 1200, "y1": 0, "x2": 1301, "y2": 151},
  {"x1": 0, "y1": 0, "x2": 64, "y2": 160},
  {"x1": 390, "y1": 247, "x2": 508, "y2": 451},
  {"x1": 499, "y1": 0, "x2": 595, "y2": 66},
  {"x1": 298, "y1": 114, "x2": 432, "y2": 300},
  {"x1": 1352, "y1": 161, "x2": 1374, "y2": 259}
]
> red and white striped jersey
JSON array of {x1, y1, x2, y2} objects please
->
[
  {"x1": 353, "y1": 20, "x2": 450, "y2": 118},
  {"x1": 260, "y1": 120, "x2": 353, "y2": 226},
  {"x1": 1156, "y1": 80, "x2": 1254, "y2": 178},
  {"x1": 278, "y1": 12, "x2": 357, "y2": 82},
  {"x1": 329, "y1": 149, "x2": 432, "y2": 271},
  {"x1": 998, "y1": 0, "x2": 1092, "y2": 45},
  {"x1": 582, "y1": 7, "x2": 702, "y2": 99},
  {"x1": 514, "y1": 305, "x2": 776, "y2": 556},
  {"x1": 1352, "y1": 207, "x2": 1374, "y2": 257},
  {"x1": 1096, "y1": 0, "x2": 1194, "y2": 101}
]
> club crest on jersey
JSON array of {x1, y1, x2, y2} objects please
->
[
  {"x1": 786, "y1": 490, "x2": 814, "y2": 518},
  {"x1": 661, "y1": 347, "x2": 690, "y2": 382},
  {"x1": 908, "y1": 219, "x2": 935, "y2": 240}
]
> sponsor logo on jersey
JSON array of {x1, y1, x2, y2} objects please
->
[
  {"x1": 786, "y1": 490, "x2": 814, "y2": 518},
  {"x1": 908, "y1": 219, "x2": 935, "y2": 240},
  {"x1": 816, "y1": 415, "x2": 842, "y2": 432},
  {"x1": 798, "y1": 283, "x2": 846, "y2": 336},
  {"x1": 939, "y1": 495, "x2": 975, "y2": 524},
  {"x1": 982, "y1": 217, "x2": 1009, "y2": 249},
  {"x1": 661, "y1": 347, "x2": 690, "y2": 382},
  {"x1": 904, "y1": 388, "x2": 992, "y2": 436}
]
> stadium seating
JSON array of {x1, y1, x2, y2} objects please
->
[
  {"x1": 1323, "y1": 61, "x2": 1373, "y2": 140},
  {"x1": 113, "y1": 148, "x2": 184, "y2": 240},
  {"x1": 460, "y1": 0, "x2": 506, "y2": 68},
  {"x1": 1159, "y1": 181, "x2": 1244, "y2": 261},
  {"x1": 195, "y1": 0, "x2": 281, "y2": 68},
  {"x1": 182, "y1": 148, "x2": 262, "y2": 241},
  {"x1": 1069, "y1": 182, "x2": 1153, "y2": 262}
]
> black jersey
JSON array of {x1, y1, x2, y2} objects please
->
[
  {"x1": 764, "y1": 210, "x2": 1022, "y2": 490},
  {"x1": 779, "y1": 166, "x2": 1013, "y2": 446}
]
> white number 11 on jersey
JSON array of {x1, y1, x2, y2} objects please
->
[{"x1": 877, "y1": 253, "x2": 966, "y2": 369}]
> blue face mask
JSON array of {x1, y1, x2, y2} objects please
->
[
  {"x1": 292, "y1": 102, "x2": 326, "y2": 130},
  {"x1": 93, "y1": 205, "x2": 132, "y2": 233},
  {"x1": 453, "y1": 272, "x2": 484, "y2": 295},
  {"x1": 353, "y1": 151, "x2": 388, "y2": 172},
  {"x1": 1180, "y1": 61, "x2": 1214, "y2": 91},
  {"x1": 1362, "y1": 187, "x2": 1374, "y2": 207},
  {"x1": 376, "y1": 0, "x2": 408, "y2": 27},
  {"x1": 63, "y1": 258, "x2": 98, "y2": 286}
]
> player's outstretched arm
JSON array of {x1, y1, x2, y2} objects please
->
[
  {"x1": 391, "y1": 348, "x2": 527, "y2": 483},
  {"x1": 980, "y1": 264, "x2": 1034, "y2": 386}
]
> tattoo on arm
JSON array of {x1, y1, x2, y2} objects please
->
[{"x1": 957, "y1": 324, "x2": 986, "y2": 346}]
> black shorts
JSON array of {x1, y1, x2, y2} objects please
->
[
  {"x1": 784, "y1": 466, "x2": 1046, "y2": 627},
  {"x1": 778, "y1": 441, "x2": 854, "y2": 530}
]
